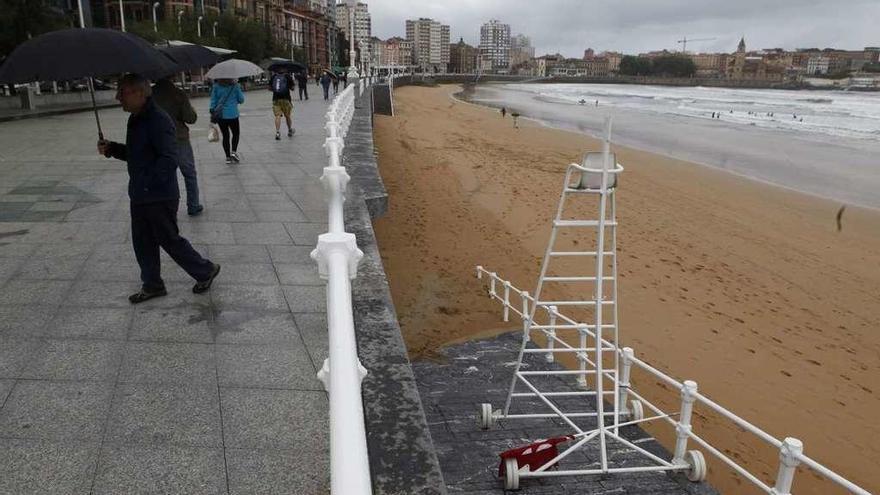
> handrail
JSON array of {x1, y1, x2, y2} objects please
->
[
  {"x1": 311, "y1": 84, "x2": 372, "y2": 495},
  {"x1": 475, "y1": 266, "x2": 872, "y2": 495}
]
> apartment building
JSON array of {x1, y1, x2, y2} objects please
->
[
  {"x1": 479, "y1": 19, "x2": 510, "y2": 73},
  {"x1": 405, "y1": 18, "x2": 450, "y2": 72},
  {"x1": 449, "y1": 38, "x2": 478, "y2": 74}
]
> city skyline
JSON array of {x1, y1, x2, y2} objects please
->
[{"x1": 367, "y1": 0, "x2": 879, "y2": 59}]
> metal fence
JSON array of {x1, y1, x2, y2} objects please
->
[
  {"x1": 475, "y1": 267, "x2": 872, "y2": 495},
  {"x1": 311, "y1": 79, "x2": 373, "y2": 495}
]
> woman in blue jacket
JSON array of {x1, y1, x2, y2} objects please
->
[{"x1": 209, "y1": 79, "x2": 245, "y2": 164}]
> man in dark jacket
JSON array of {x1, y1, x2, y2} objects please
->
[
  {"x1": 98, "y1": 73, "x2": 220, "y2": 304},
  {"x1": 295, "y1": 71, "x2": 308, "y2": 100},
  {"x1": 152, "y1": 77, "x2": 203, "y2": 216}
]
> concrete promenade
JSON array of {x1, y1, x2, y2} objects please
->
[{"x1": 0, "y1": 89, "x2": 332, "y2": 493}]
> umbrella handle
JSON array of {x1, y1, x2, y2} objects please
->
[{"x1": 87, "y1": 77, "x2": 104, "y2": 140}]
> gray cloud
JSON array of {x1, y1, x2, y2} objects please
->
[{"x1": 367, "y1": 0, "x2": 880, "y2": 57}]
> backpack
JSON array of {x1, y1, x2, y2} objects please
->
[{"x1": 271, "y1": 74, "x2": 289, "y2": 94}]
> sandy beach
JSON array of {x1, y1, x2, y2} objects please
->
[{"x1": 372, "y1": 84, "x2": 880, "y2": 494}]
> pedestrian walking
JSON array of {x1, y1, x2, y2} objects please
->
[
  {"x1": 320, "y1": 71, "x2": 332, "y2": 100},
  {"x1": 341, "y1": 72, "x2": 348, "y2": 89},
  {"x1": 98, "y1": 74, "x2": 220, "y2": 304},
  {"x1": 152, "y1": 77, "x2": 204, "y2": 216},
  {"x1": 501, "y1": 107, "x2": 507, "y2": 118},
  {"x1": 209, "y1": 79, "x2": 245, "y2": 164},
  {"x1": 332, "y1": 73, "x2": 339, "y2": 94},
  {"x1": 295, "y1": 70, "x2": 309, "y2": 100},
  {"x1": 269, "y1": 69, "x2": 295, "y2": 140}
]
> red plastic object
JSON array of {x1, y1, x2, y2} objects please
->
[{"x1": 498, "y1": 435, "x2": 575, "y2": 477}]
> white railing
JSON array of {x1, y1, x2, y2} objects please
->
[
  {"x1": 311, "y1": 84, "x2": 372, "y2": 495},
  {"x1": 475, "y1": 266, "x2": 873, "y2": 495}
]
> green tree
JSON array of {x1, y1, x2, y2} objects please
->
[
  {"x1": 618, "y1": 55, "x2": 653, "y2": 76},
  {"x1": 0, "y1": 0, "x2": 68, "y2": 59},
  {"x1": 651, "y1": 54, "x2": 697, "y2": 77}
]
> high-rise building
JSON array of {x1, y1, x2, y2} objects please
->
[
  {"x1": 405, "y1": 17, "x2": 450, "y2": 72},
  {"x1": 449, "y1": 38, "x2": 478, "y2": 74},
  {"x1": 510, "y1": 33, "x2": 534, "y2": 69},
  {"x1": 336, "y1": 2, "x2": 371, "y2": 69},
  {"x1": 336, "y1": 2, "x2": 371, "y2": 47},
  {"x1": 480, "y1": 19, "x2": 511, "y2": 73}
]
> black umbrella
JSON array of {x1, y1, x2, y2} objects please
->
[
  {"x1": 268, "y1": 60, "x2": 308, "y2": 73},
  {"x1": 0, "y1": 28, "x2": 178, "y2": 138},
  {"x1": 159, "y1": 44, "x2": 220, "y2": 73}
]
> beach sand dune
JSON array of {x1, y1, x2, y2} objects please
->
[{"x1": 373, "y1": 85, "x2": 880, "y2": 494}]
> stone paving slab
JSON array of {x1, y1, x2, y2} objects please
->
[
  {"x1": 413, "y1": 331, "x2": 720, "y2": 495},
  {"x1": 0, "y1": 90, "x2": 332, "y2": 493}
]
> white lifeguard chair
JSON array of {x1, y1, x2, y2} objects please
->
[{"x1": 476, "y1": 117, "x2": 707, "y2": 490}]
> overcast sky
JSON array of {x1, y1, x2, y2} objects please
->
[{"x1": 367, "y1": 0, "x2": 880, "y2": 57}]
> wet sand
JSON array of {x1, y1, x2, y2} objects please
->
[
  {"x1": 372, "y1": 85, "x2": 880, "y2": 494},
  {"x1": 469, "y1": 84, "x2": 880, "y2": 210}
]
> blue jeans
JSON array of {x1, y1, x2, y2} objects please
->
[{"x1": 177, "y1": 141, "x2": 201, "y2": 213}]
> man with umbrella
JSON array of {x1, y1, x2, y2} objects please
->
[
  {"x1": 0, "y1": 29, "x2": 221, "y2": 303},
  {"x1": 98, "y1": 74, "x2": 221, "y2": 303}
]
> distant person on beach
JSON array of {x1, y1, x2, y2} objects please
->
[
  {"x1": 97, "y1": 74, "x2": 220, "y2": 304},
  {"x1": 269, "y1": 69, "x2": 295, "y2": 140},
  {"x1": 295, "y1": 71, "x2": 309, "y2": 100},
  {"x1": 152, "y1": 76, "x2": 203, "y2": 216},
  {"x1": 501, "y1": 107, "x2": 507, "y2": 118},
  {"x1": 320, "y1": 71, "x2": 332, "y2": 100},
  {"x1": 595, "y1": 100, "x2": 599, "y2": 107}
]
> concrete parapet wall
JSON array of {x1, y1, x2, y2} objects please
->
[{"x1": 343, "y1": 89, "x2": 447, "y2": 494}]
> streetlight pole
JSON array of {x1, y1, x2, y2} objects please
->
[
  {"x1": 152, "y1": 2, "x2": 160, "y2": 32},
  {"x1": 76, "y1": 0, "x2": 85, "y2": 28},
  {"x1": 345, "y1": 0, "x2": 359, "y2": 80},
  {"x1": 213, "y1": 21, "x2": 219, "y2": 38},
  {"x1": 118, "y1": 0, "x2": 126, "y2": 32},
  {"x1": 197, "y1": 16, "x2": 203, "y2": 38},
  {"x1": 177, "y1": 10, "x2": 184, "y2": 33}
]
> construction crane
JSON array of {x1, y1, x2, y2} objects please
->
[{"x1": 677, "y1": 36, "x2": 717, "y2": 53}]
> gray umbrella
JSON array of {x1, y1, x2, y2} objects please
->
[{"x1": 205, "y1": 59, "x2": 264, "y2": 80}]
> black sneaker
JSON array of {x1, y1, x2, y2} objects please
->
[
  {"x1": 288, "y1": 128, "x2": 294, "y2": 137},
  {"x1": 193, "y1": 263, "x2": 221, "y2": 294},
  {"x1": 275, "y1": 132, "x2": 281, "y2": 141},
  {"x1": 230, "y1": 152, "x2": 240, "y2": 163},
  {"x1": 225, "y1": 156, "x2": 233, "y2": 164},
  {"x1": 188, "y1": 205, "x2": 204, "y2": 217}
]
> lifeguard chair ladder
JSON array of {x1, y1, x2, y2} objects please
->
[{"x1": 476, "y1": 117, "x2": 707, "y2": 490}]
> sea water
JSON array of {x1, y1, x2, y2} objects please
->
[{"x1": 509, "y1": 84, "x2": 880, "y2": 141}]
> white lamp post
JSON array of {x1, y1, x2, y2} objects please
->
[
  {"x1": 152, "y1": 2, "x2": 160, "y2": 32},
  {"x1": 76, "y1": 0, "x2": 85, "y2": 28},
  {"x1": 118, "y1": 0, "x2": 126, "y2": 32},
  {"x1": 197, "y1": 16, "x2": 203, "y2": 38},
  {"x1": 213, "y1": 21, "x2": 219, "y2": 38},
  {"x1": 177, "y1": 10, "x2": 184, "y2": 33},
  {"x1": 345, "y1": 0, "x2": 359, "y2": 80}
]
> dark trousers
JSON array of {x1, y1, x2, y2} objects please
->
[
  {"x1": 298, "y1": 84, "x2": 308, "y2": 100},
  {"x1": 217, "y1": 118, "x2": 240, "y2": 157},
  {"x1": 322, "y1": 84, "x2": 330, "y2": 100},
  {"x1": 131, "y1": 200, "x2": 213, "y2": 290}
]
